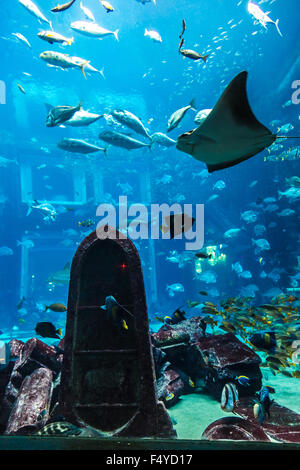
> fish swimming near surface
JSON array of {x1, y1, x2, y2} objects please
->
[
  {"x1": 111, "y1": 110, "x2": 151, "y2": 140},
  {"x1": 80, "y1": 1, "x2": 95, "y2": 21},
  {"x1": 176, "y1": 71, "x2": 277, "y2": 172},
  {"x1": 70, "y1": 21, "x2": 119, "y2": 41},
  {"x1": 46, "y1": 103, "x2": 82, "y2": 127},
  {"x1": 12, "y1": 33, "x2": 31, "y2": 48},
  {"x1": 51, "y1": 0, "x2": 77, "y2": 12},
  {"x1": 35, "y1": 322, "x2": 62, "y2": 339},
  {"x1": 144, "y1": 29, "x2": 162, "y2": 43},
  {"x1": 167, "y1": 99, "x2": 196, "y2": 133},
  {"x1": 247, "y1": 1, "x2": 282, "y2": 37},
  {"x1": 17, "y1": 0, "x2": 52, "y2": 29},
  {"x1": 100, "y1": 0, "x2": 114, "y2": 12},
  {"x1": 38, "y1": 31, "x2": 74, "y2": 46},
  {"x1": 99, "y1": 130, "x2": 152, "y2": 150},
  {"x1": 179, "y1": 39, "x2": 209, "y2": 62},
  {"x1": 57, "y1": 138, "x2": 107, "y2": 155},
  {"x1": 136, "y1": 0, "x2": 156, "y2": 5}
]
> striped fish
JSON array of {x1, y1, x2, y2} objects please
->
[{"x1": 221, "y1": 383, "x2": 239, "y2": 412}]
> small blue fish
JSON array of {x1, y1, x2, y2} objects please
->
[{"x1": 236, "y1": 375, "x2": 250, "y2": 386}]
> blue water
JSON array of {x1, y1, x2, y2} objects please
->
[{"x1": 0, "y1": 0, "x2": 299, "y2": 337}]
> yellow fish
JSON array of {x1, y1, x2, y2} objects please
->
[
  {"x1": 100, "y1": 0, "x2": 114, "y2": 12},
  {"x1": 17, "y1": 84, "x2": 26, "y2": 94},
  {"x1": 165, "y1": 392, "x2": 174, "y2": 401}
]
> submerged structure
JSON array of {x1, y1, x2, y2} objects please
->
[
  {"x1": 59, "y1": 228, "x2": 175, "y2": 438},
  {"x1": 0, "y1": 0, "x2": 300, "y2": 452}
]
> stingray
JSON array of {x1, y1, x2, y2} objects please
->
[{"x1": 176, "y1": 71, "x2": 283, "y2": 172}]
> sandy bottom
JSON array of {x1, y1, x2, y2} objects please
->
[{"x1": 167, "y1": 372, "x2": 300, "y2": 440}]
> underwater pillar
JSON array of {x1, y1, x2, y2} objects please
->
[
  {"x1": 59, "y1": 228, "x2": 175, "y2": 438},
  {"x1": 139, "y1": 171, "x2": 158, "y2": 306}
]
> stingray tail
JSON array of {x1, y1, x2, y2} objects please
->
[
  {"x1": 274, "y1": 19, "x2": 283, "y2": 37},
  {"x1": 277, "y1": 135, "x2": 300, "y2": 139}
]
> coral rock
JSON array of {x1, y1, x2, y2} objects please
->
[
  {"x1": 156, "y1": 367, "x2": 185, "y2": 408},
  {"x1": 8, "y1": 339, "x2": 25, "y2": 358},
  {"x1": 194, "y1": 333, "x2": 262, "y2": 398},
  {"x1": 236, "y1": 397, "x2": 300, "y2": 444},
  {"x1": 5, "y1": 367, "x2": 53, "y2": 435},
  {"x1": 202, "y1": 416, "x2": 271, "y2": 441},
  {"x1": 16, "y1": 338, "x2": 61, "y2": 378}
]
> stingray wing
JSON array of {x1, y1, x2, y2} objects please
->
[
  {"x1": 177, "y1": 71, "x2": 276, "y2": 172},
  {"x1": 194, "y1": 71, "x2": 272, "y2": 140}
]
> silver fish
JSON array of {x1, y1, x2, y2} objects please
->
[
  {"x1": 111, "y1": 109, "x2": 151, "y2": 139},
  {"x1": 12, "y1": 33, "x2": 31, "y2": 48},
  {"x1": 70, "y1": 21, "x2": 119, "y2": 41},
  {"x1": 46, "y1": 103, "x2": 82, "y2": 127},
  {"x1": 18, "y1": 0, "x2": 52, "y2": 29},
  {"x1": 167, "y1": 98, "x2": 196, "y2": 132},
  {"x1": 65, "y1": 109, "x2": 103, "y2": 127},
  {"x1": 151, "y1": 132, "x2": 176, "y2": 147},
  {"x1": 99, "y1": 130, "x2": 152, "y2": 150},
  {"x1": 57, "y1": 138, "x2": 107, "y2": 155},
  {"x1": 38, "y1": 31, "x2": 74, "y2": 46}
]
